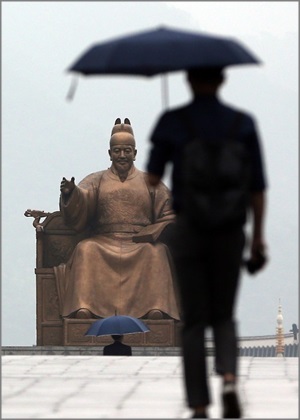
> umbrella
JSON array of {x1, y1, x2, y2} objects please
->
[
  {"x1": 85, "y1": 315, "x2": 150, "y2": 337},
  {"x1": 68, "y1": 26, "x2": 260, "y2": 76},
  {"x1": 67, "y1": 26, "x2": 260, "y2": 105}
]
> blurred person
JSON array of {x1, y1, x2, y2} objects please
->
[
  {"x1": 54, "y1": 118, "x2": 180, "y2": 322},
  {"x1": 103, "y1": 334, "x2": 132, "y2": 356},
  {"x1": 146, "y1": 67, "x2": 268, "y2": 418}
]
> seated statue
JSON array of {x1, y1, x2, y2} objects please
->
[{"x1": 54, "y1": 118, "x2": 180, "y2": 321}]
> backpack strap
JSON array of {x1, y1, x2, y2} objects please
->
[
  {"x1": 227, "y1": 111, "x2": 244, "y2": 140},
  {"x1": 179, "y1": 108, "x2": 244, "y2": 141},
  {"x1": 178, "y1": 109, "x2": 197, "y2": 139}
]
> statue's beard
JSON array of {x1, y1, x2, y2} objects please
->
[
  {"x1": 117, "y1": 161, "x2": 128, "y2": 171},
  {"x1": 112, "y1": 161, "x2": 134, "y2": 179}
]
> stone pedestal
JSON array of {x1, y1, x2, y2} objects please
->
[{"x1": 36, "y1": 268, "x2": 63, "y2": 346}]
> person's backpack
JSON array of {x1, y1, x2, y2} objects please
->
[{"x1": 180, "y1": 111, "x2": 252, "y2": 231}]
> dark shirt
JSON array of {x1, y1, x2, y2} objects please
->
[
  {"x1": 103, "y1": 341, "x2": 132, "y2": 356},
  {"x1": 147, "y1": 95, "x2": 267, "y2": 213}
]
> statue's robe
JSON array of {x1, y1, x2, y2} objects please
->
[{"x1": 54, "y1": 167, "x2": 180, "y2": 320}]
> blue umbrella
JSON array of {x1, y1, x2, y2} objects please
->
[
  {"x1": 85, "y1": 315, "x2": 150, "y2": 337},
  {"x1": 66, "y1": 26, "x2": 260, "y2": 105},
  {"x1": 68, "y1": 25, "x2": 260, "y2": 77}
]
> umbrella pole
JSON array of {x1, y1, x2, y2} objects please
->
[{"x1": 161, "y1": 74, "x2": 169, "y2": 110}]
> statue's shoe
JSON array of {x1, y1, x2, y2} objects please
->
[
  {"x1": 76, "y1": 308, "x2": 93, "y2": 319},
  {"x1": 147, "y1": 309, "x2": 164, "y2": 320}
]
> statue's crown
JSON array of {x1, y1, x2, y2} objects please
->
[
  {"x1": 111, "y1": 118, "x2": 134, "y2": 136},
  {"x1": 110, "y1": 118, "x2": 135, "y2": 147}
]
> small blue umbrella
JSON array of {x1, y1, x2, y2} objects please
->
[{"x1": 85, "y1": 315, "x2": 150, "y2": 337}]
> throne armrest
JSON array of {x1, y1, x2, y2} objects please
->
[{"x1": 25, "y1": 209, "x2": 91, "y2": 268}]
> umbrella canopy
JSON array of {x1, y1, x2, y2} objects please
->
[
  {"x1": 68, "y1": 26, "x2": 260, "y2": 77},
  {"x1": 85, "y1": 315, "x2": 150, "y2": 337}
]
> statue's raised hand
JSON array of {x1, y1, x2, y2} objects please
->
[{"x1": 60, "y1": 177, "x2": 75, "y2": 195}]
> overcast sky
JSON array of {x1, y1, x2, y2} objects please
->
[{"x1": 2, "y1": 1, "x2": 298, "y2": 346}]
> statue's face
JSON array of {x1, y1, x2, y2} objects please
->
[{"x1": 109, "y1": 144, "x2": 137, "y2": 174}]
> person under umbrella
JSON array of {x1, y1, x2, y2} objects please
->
[
  {"x1": 103, "y1": 335, "x2": 132, "y2": 356},
  {"x1": 146, "y1": 67, "x2": 268, "y2": 418},
  {"x1": 85, "y1": 314, "x2": 149, "y2": 356}
]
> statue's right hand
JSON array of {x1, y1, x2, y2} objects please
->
[{"x1": 60, "y1": 177, "x2": 75, "y2": 195}]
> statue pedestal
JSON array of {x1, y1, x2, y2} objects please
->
[{"x1": 36, "y1": 267, "x2": 182, "y2": 347}]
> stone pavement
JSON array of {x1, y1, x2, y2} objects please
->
[{"x1": 2, "y1": 355, "x2": 298, "y2": 418}]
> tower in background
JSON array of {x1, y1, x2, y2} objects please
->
[{"x1": 276, "y1": 300, "x2": 285, "y2": 357}]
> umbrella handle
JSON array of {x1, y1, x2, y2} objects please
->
[
  {"x1": 66, "y1": 76, "x2": 79, "y2": 101},
  {"x1": 161, "y1": 75, "x2": 169, "y2": 110}
]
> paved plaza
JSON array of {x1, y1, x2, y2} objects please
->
[{"x1": 2, "y1": 355, "x2": 298, "y2": 418}]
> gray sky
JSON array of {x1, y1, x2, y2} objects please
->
[{"x1": 2, "y1": 1, "x2": 298, "y2": 346}]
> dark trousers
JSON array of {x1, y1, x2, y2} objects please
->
[{"x1": 168, "y1": 218, "x2": 245, "y2": 407}]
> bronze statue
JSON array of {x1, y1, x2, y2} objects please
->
[{"x1": 54, "y1": 118, "x2": 180, "y2": 321}]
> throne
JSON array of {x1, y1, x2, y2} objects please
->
[{"x1": 25, "y1": 209, "x2": 181, "y2": 347}]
